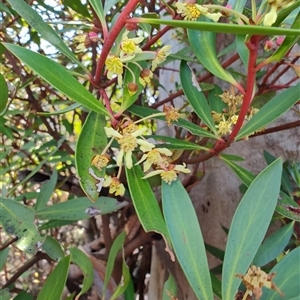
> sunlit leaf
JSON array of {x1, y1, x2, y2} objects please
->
[{"x1": 2, "y1": 44, "x2": 110, "y2": 117}]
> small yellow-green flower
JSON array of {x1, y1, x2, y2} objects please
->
[
  {"x1": 103, "y1": 176, "x2": 125, "y2": 196},
  {"x1": 139, "y1": 69, "x2": 153, "y2": 87},
  {"x1": 143, "y1": 163, "x2": 191, "y2": 184},
  {"x1": 175, "y1": 2, "x2": 222, "y2": 22},
  {"x1": 136, "y1": 148, "x2": 173, "y2": 172},
  {"x1": 120, "y1": 30, "x2": 144, "y2": 57},
  {"x1": 264, "y1": 0, "x2": 295, "y2": 26},
  {"x1": 151, "y1": 45, "x2": 172, "y2": 71},
  {"x1": 105, "y1": 126, "x2": 154, "y2": 169},
  {"x1": 164, "y1": 105, "x2": 180, "y2": 126},
  {"x1": 216, "y1": 117, "x2": 232, "y2": 135},
  {"x1": 105, "y1": 54, "x2": 134, "y2": 86}
]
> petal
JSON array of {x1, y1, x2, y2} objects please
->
[
  {"x1": 132, "y1": 36, "x2": 144, "y2": 44},
  {"x1": 143, "y1": 160, "x2": 152, "y2": 172},
  {"x1": 103, "y1": 176, "x2": 112, "y2": 187},
  {"x1": 104, "y1": 127, "x2": 122, "y2": 138},
  {"x1": 195, "y1": 4, "x2": 208, "y2": 13},
  {"x1": 120, "y1": 54, "x2": 136, "y2": 62},
  {"x1": 135, "y1": 153, "x2": 148, "y2": 165},
  {"x1": 204, "y1": 12, "x2": 222, "y2": 22},
  {"x1": 125, "y1": 151, "x2": 133, "y2": 169},
  {"x1": 137, "y1": 139, "x2": 155, "y2": 152},
  {"x1": 117, "y1": 149, "x2": 124, "y2": 167},
  {"x1": 263, "y1": 5, "x2": 278, "y2": 26},
  {"x1": 117, "y1": 74, "x2": 123, "y2": 87},
  {"x1": 157, "y1": 148, "x2": 173, "y2": 156},
  {"x1": 142, "y1": 169, "x2": 163, "y2": 179},
  {"x1": 132, "y1": 127, "x2": 148, "y2": 137},
  {"x1": 174, "y1": 164, "x2": 191, "y2": 173}
]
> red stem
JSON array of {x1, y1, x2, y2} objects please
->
[
  {"x1": 229, "y1": 36, "x2": 259, "y2": 141},
  {"x1": 94, "y1": 0, "x2": 141, "y2": 84}
]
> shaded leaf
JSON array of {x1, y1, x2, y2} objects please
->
[
  {"x1": 128, "y1": 105, "x2": 216, "y2": 138},
  {"x1": 2, "y1": 43, "x2": 110, "y2": 117},
  {"x1": 222, "y1": 158, "x2": 282, "y2": 300},
  {"x1": 38, "y1": 219, "x2": 77, "y2": 231},
  {"x1": 253, "y1": 222, "x2": 294, "y2": 267},
  {"x1": 0, "y1": 198, "x2": 45, "y2": 254},
  {"x1": 75, "y1": 112, "x2": 107, "y2": 201},
  {"x1": 37, "y1": 103, "x2": 81, "y2": 116},
  {"x1": 227, "y1": 0, "x2": 248, "y2": 13},
  {"x1": 62, "y1": 0, "x2": 91, "y2": 19},
  {"x1": 210, "y1": 272, "x2": 222, "y2": 300},
  {"x1": 37, "y1": 255, "x2": 71, "y2": 300},
  {"x1": 42, "y1": 236, "x2": 64, "y2": 262},
  {"x1": 162, "y1": 180, "x2": 213, "y2": 300},
  {"x1": 69, "y1": 247, "x2": 94, "y2": 299},
  {"x1": 126, "y1": 162, "x2": 173, "y2": 259},
  {"x1": 0, "y1": 73, "x2": 8, "y2": 114},
  {"x1": 36, "y1": 196, "x2": 128, "y2": 220},
  {"x1": 35, "y1": 169, "x2": 58, "y2": 212},
  {"x1": 13, "y1": 291, "x2": 34, "y2": 300},
  {"x1": 180, "y1": 61, "x2": 217, "y2": 134},
  {"x1": 103, "y1": 232, "x2": 126, "y2": 298},
  {"x1": 0, "y1": 248, "x2": 10, "y2": 270},
  {"x1": 236, "y1": 84, "x2": 300, "y2": 139}
]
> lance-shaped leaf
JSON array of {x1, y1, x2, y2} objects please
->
[
  {"x1": 0, "y1": 73, "x2": 8, "y2": 114},
  {"x1": 222, "y1": 158, "x2": 282, "y2": 300},
  {"x1": 37, "y1": 255, "x2": 71, "y2": 300},
  {"x1": 2, "y1": 43, "x2": 110, "y2": 117},
  {"x1": 126, "y1": 163, "x2": 173, "y2": 260},
  {"x1": 7, "y1": 0, "x2": 84, "y2": 69},
  {"x1": 162, "y1": 180, "x2": 213, "y2": 300},
  {"x1": 163, "y1": 273, "x2": 177, "y2": 300},
  {"x1": 188, "y1": 25, "x2": 238, "y2": 86},
  {"x1": 261, "y1": 247, "x2": 300, "y2": 300},
  {"x1": 36, "y1": 196, "x2": 128, "y2": 220},
  {"x1": 180, "y1": 61, "x2": 217, "y2": 134},
  {"x1": 236, "y1": 83, "x2": 300, "y2": 139},
  {"x1": 227, "y1": 0, "x2": 248, "y2": 13},
  {"x1": 128, "y1": 105, "x2": 216, "y2": 138},
  {"x1": 42, "y1": 236, "x2": 64, "y2": 262},
  {"x1": 69, "y1": 247, "x2": 94, "y2": 299},
  {"x1": 0, "y1": 198, "x2": 45, "y2": 254},
  {"x1": 75, "y1": 112, "x2": 107, "y2": 201}
]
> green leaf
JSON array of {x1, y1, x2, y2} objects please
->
[
  {"x1": 88, "y1": 0, "x2": 106, "y2": 29},
  {"x1": 261, "y1": 247, "x2": 300, "y2": 300},
  {"x1": 42, "y1": 236, "x2": 64, "y2": 262},
  {"x1": 103, "y1": 232, "x2": 126, "y2": 298},
  {"x1": 0, "y1": 73, "x2": 8, "y2": 114},
  {"x1": 36, "y1": 196, "x2": 128, "y2": 220},
  {"x1": 62, "y1": 0, "x2": 91, "y2": 19},
  {"x1": 180, "y1": 61, "x2": 217, "y2": 134},
  {"x1": 136, "y1": 18, "x2": 300, "y2": 36},
  {"x1": 0, "y1": 289, "x2": 10, "y2": 300},
  {"x1": 162, "y1": 180, "x2": 213, "y2": 300},
  {"x1": 227, "y1": 0, "x2": 248, "y2": 13},
  {"x1": 253, "y1": 222, "x2": 294, "y2": 267},
  {"x1": 163, "y1": 273, "x2": 177, "y2": 300},
  {"x1": 69, "y1": 247, "x2": 94, "y2": 298},
  {"x1": 6, "y1": 0, "x2": 84, "y2": 68},
  {"x1": 2, "y1": 43, "x2": 110, "y2": 117},
  {"x1": 75, "y1": 112, "x2": 107, "y2": 201},
  {"x1": 35, "y1": 169, "x2": 58, "y2": 212},
  {"x1": 0, "y1": 198, "x2": 45, "y2": 254},
  {"x1": 146, "y1": 135, "x2": 207, "y2": 151},
  {"x1": 39, "y1": 219, "x2": 77, "y2": 230},
  {"x1": 235, "y1": 35, "x2": 248, "y2": 67},
  {"x1": 236, "y1": 84, "x2": 300, "y2": 139},
  {"x1": 119, "y1": 63, "x2": 144, "y2": 113},
  {"x1": 207, "y1": 85, "x2": 227, "y2": 113},
  {"x1": 210, "y1": 272, "x2": 222, "y2": 299},
  {"x1": 104, "y1": 0, "x2": 120, "y2": 15},
  {"x1": 37, "y1": 103, "x2": 82, "y2": 116},
  {"x1": 128, "y1": 105, "x2": 216, "y2": 139},
  {"x1": 0, "y1": 247, "x2": 10, "y2": 270},
  {"x1": 188, "y1": 25, "x2": 238, "y2": 86},
  {"x1": 110, "y1": 251, "x2": 131, "y2": 300},
  {"x1": 37, "y1": 255, "x2": 71, "y2": 300},
  {"x1": 222, "y1": 158, "x2": 282, "y2": 300},
  {"x1": 126, "y1": 163, "x2": 173, "y2": 259},
  {"x1": 13, "y1": 291, "x2": 33, "y2": 300}
]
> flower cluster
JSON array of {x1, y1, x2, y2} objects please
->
[
  {"x1": 175, "y1": 1, "x2": 222, "y2": 22},
  {"x1": 104, "y1": 30, "x2": 171, "y2": 87},
  {"x1": 236, "y1": 265, "x2": 283, "y2": 299}
]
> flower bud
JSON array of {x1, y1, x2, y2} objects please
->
[
  {"x1": 264, "y1": 40, "x2": 275, "y2": 52},
  {"x1": 125, "y1": 21, "x2": 138, "y2": 31},
  {"x1": 127, "y1": 82, "x2": 138, "y2": 95}
]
